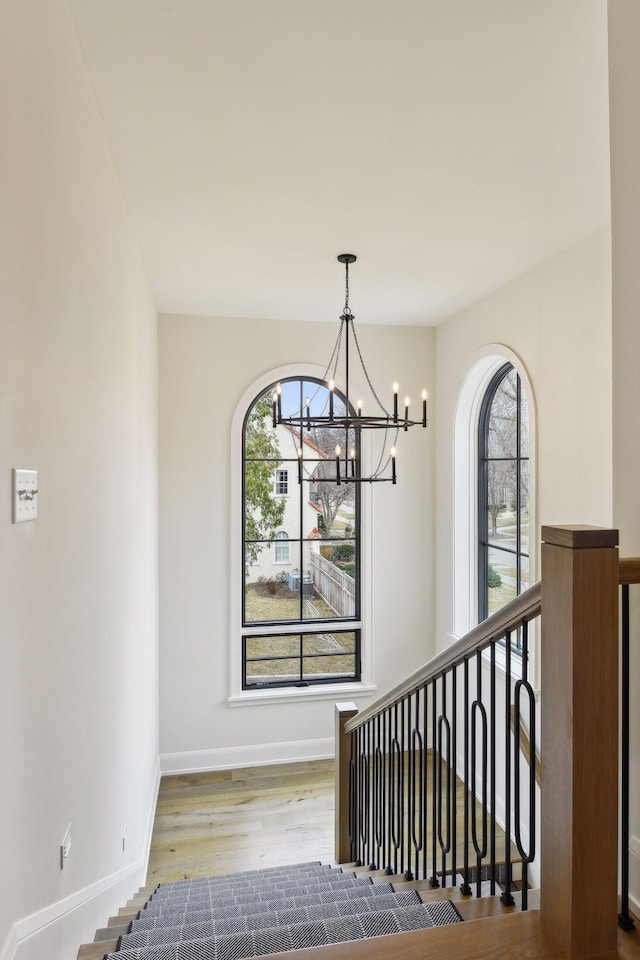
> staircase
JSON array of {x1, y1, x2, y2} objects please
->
[
  {"x1": 78, "y1": 861, "x2": 468, "y2": 960},
  {"x1": 76, "y1": 527, "x2": 640, "y2": 960}
]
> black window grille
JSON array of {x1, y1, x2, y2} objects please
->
[
  {"x1": 242, "y1": 376, "x2": 361, "y2": 688},
  {"x1": 478, "y1": 364, "x2": 529, "y2": 641}
]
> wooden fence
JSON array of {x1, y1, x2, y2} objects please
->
[{"x1": 309, "y1": 552, "x2": 356, "y2": 617}]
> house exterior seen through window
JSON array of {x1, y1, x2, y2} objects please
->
[
  {"x1": 478, "y1": 363, "x2": 529, "y2": 636},
  {"x1": 242, "y1": 376, "x2": 361, "y2": 689}
]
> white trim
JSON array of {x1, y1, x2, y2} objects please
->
[
  {"x1": 0, "y1": 759, "x2": 161, "y2": 960},
  {"x1": 230, "y1": 363, "x2": 374, "y2": 699},
  {"x1": 160, "y1": 737, "x2": 336, "y2": 775},
  {"x1": 228, "y1": 683, "x2": 377, "y2": 707}
]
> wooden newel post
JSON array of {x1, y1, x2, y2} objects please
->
[
  {"x1": 540, "y1": 525, "x2": 619, "y2": 959},
  {"x1": 335, "y1": 701, "x2": 358, "y2": 864}
]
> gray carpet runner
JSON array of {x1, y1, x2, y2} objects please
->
[{"x1": 104, "y1": 862, "x2": 461, "y2": 960}]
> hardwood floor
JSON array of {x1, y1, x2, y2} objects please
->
[
  {"x1": 146, "y1": 760, "x2": 335, "y2": 883},
  {"x1": 146, "y1": 755, "x2": 514, "y2": 885}
]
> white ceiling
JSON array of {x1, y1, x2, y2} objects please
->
[{"x1": 68, "y1": 0, "x2": 610, "y2": 326}]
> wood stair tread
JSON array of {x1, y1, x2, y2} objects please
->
[{"x1": 77, "y1": 938, "x2": 118, "y2": 959}]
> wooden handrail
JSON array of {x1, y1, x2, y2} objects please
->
[
  {"x1": 345, "y1": 580, "x2": 541, "y2": 734},
  {"x1": 619, "y1": 556, "x2": 640, "y2": 584},
  {"x1": 345, "y1": 551, "x2": 638, "y2": 737}
]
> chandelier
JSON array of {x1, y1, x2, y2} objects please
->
[{"x1": 273, "y1": 254, "x2": 428, "y2": 484}]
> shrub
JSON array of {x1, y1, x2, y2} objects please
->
[
  {"x1": 331, "y1": 542, "x2": 355, "y2": 563},
  {"x1": 488, "y1": 564, "x2": 502, "y2": 588}
]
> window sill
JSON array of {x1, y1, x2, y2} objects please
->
[{"x1": 228, "y1": 682, "x2": 377, "y2": 707}]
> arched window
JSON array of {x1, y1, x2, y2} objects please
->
[
  {"x1": 478, "y1": 363, "x2": 529, "y2": 626},
  {"x1": 274, "y1": 530, "x2": 290, "y2": 563},
  {"x1": 242, "y1": 375, "x2": 361, "y2": 689}
]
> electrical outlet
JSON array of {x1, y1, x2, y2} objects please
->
[
  {"x1": 60, "y1": 823, "x2": 72, "y2": 869},
  {"x1": 122, "y1": 825, "x2": 127, "y2": 852}
]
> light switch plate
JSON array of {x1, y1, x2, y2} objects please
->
[{"x1": 13, "y1": 469, "x2": 38, "y2": 523}]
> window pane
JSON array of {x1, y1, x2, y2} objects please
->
[
  {"x1": 486, "y1": 546, "x2": 517, "y2": 617},
  {"x1": 302, "y1": 632, "x2": 357, "y2": 680},
  {"x1": 487, "y1": 369, "x2": 518, "y2": 458},
  {"x1": 303, "y1": 632, "x2": 357, "y2": 655},
  {"x1": 245, "y1": 390, "x2": 281, "y2": 460},
  {"x1": 246, "y1": 635, "x2": 300, "y2": 660},
  {"x1": 520, "y1": 459, "x2": 529, "y2": 554},
  {"x1": 303, "y1": 541, "x2": 357, "y2": 619},
  {"x1": 245, "y1": 461, "x2": 301, "y2": 548},
  {"x1": 244, "y1": 564, "x2": 302, "y2": 623},
  {"x1": 303, "y1": 653, "x2": 356, "y2": 680},
  {"x1": 243, "y1": 631, "x2": 359, "y2": 687},
  {"x1": 520, "y1": 386, "x2": 529, "y2": 457},
  {"x1": 487, "y1": 460, "x2": 517, "y2": 549}
]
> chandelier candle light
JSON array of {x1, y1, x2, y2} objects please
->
[{"x1": 273, "y1": 254, "x2": 428, "y2": 484}]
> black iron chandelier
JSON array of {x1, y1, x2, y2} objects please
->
[{"x1": 272, "y1": 254, "x2": 428, "y2": 484}]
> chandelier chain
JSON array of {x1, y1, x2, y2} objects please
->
[{"x1": 350, "y1": 322, "x2": 391, "y2": 417}]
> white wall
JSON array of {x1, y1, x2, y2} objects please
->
[
  {"x1": 434, "y1": 230, "x2": 612, "y2": 648},
  {"x1": 608, "y1": 0, "x2": 640, "y2": 915},
  {"x1": 0, "y1": 3, "x2": 159, "y2": 957},
  {"x1": 158, "y1": 315, "x2": 434, "y2": 767}
]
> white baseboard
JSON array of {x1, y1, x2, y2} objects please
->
[
  {"x1": 160, "y1": 738, "x2": 334, "y2": 775},
  {"x1": 0, "y1": 759, "x2": 161, "y2": 960},
  {"x1": 628, "y1": 835, "x2": 640, "y2": 917}
]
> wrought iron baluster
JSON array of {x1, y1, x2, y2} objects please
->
[
  {"x1": 490, "y1": 641, "x2": 496, "y2": 894},
  {"x1": 513, "y1": 622, "x2": 535, "y2": 911},
  {"x1": 411, "y1": 686, "x2": 423, "y2": 882},
  {"x1": 349, "y1": 730, "x2": 357, "y2": 862},
  {"x1": 438, "y1": 672, "x2": 452, "y2": 886},
  {"x1": 422, "y1": 682, "x2": 429, "y2": 882},
  {"x1": 501, "y1": 631, "x2": 515, "y2": 906},
  {"x1": 471, "y1": 649, "x2": 488, "y2": 898},
  {"x1": 391, "y1": 702, "x2": 401, "y2": 875},
  {"x1": 619, "y1": 585, "x2": 636, "y2": 930},
  {"x1": 404, "y1": 693, "x2": 413, "y2": 879},
  {"x1": 355, "y1": 726, "x2": 362, "y2": 865},
  {"x1": 365, "y1": 719, "x2": 372, "y2": 869},
  {"x1": 374, "y1": 714, "x2": 382, "y2": 870},
  {"x1": 451, "y1": 665, "x2": 457, "y2": 888},
  {"x1": 399, "y1": 696, "x2": 406, "y2": 877},
  {"x1": 385, "y1": 706, "x2": 393, "y2": 875},
  {"x1": 460, "y1": 657, "x2": 472, "y2": 895},
  {"x1": 429, "y1": 677, "x2": 439, "y2": 887}
]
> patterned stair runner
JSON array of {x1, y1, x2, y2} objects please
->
[{"x1": 104, "y1": 862, "x2": 461, "y2": 960}]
